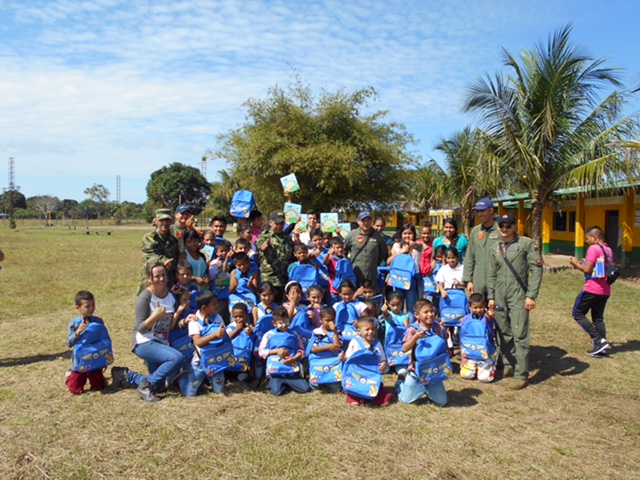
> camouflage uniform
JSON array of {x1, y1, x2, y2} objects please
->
[
  {"x1": 487, "y1": 234, "x2": 543, "y2": 380},
  {"x1": 462, "y1": 221, "x2": 501, "y2": 299},
  {"x1": 138, "y1": 211, "x2": 180, "y2": 293},
  {"x1": 256, "y1": 228, "x2": 294, "y2": 288}
]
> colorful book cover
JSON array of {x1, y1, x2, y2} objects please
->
[
  {"x1": 320, "y1": 213, "x2": 339, "y2": 233},
  {"x1": 280, "y1": 173, "x2": 300, "y2": 193},
  {"x1": 298, "y1": 214, "x2": 308, "y2": 232},
  {"x1": 338, "y1": 222, "x2": 352, "y2": 233},
  {"x1": 283, "y1": 202, "x2": 302, "y2": 224}
]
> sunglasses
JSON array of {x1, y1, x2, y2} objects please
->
[{"x1": 498, "y1": 223, "x2": 513, "y2": 229}]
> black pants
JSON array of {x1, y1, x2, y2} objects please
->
[{"x1": 572, "y1": 291, "x2": 609, "y2": 345}]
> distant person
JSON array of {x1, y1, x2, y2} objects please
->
[
  {"x1": 487, "y1": 213, "x2": 543, "y2": 390},
  {"x1": 65, "y1": 291, "x2": 110, "y2": 395},
  {"x1": 171, "y1": 204, "x2": 197, "y2": 252},
  {"x1": 433, "y1": 218, "x2": 468, "y2": 262},
  {"x1": 463, "y1": 198, "x2": 500, "y2": 298},
  {"x1": 139, "y1": 209, "x2": 180, "y2": 293},
  {"x1": 569, "y1": 226, "x2": 614, "y2": 357},
  {"x1": 344, "y1": 211, "x2": 388, "y2": 286}
]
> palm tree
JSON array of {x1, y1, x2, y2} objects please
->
[
  {"x1": 434, "y1": 127, "x2": 500, "y2": 234},
  {"x1": 462, "y1": 24, "x2": 639, "y2": 246}
]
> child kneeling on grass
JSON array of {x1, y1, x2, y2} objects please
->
[
  {"x1": 342, "y1": 316, "x2": 392, "y2": 407},
  {"x1": 258, "y1": 306, "x2": 311, "y2": 396},
  {"x1": 65, "y1": 291, "x2": 112, "y2": 394},
  {"x1": 395, "y1": 299, "x2": 451, "y2": 406}
]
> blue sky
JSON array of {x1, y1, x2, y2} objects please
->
[{"x1": 1, "y1": 0, "x2": 639, "y2": 204}]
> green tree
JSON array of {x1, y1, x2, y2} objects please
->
[
  {"x1": 463, "y1": 25, "x2": 639, "y2": 246},
  {"x1": 0, "y1": 190, "x2": 27, "y2": 211},
  {"x1": 216, "y1": 80, "x2": 417, "y2": 213},
  {"x1": 83, "y1": 184, "x2": 111, "y2": 222},
  {"x1": 146, "y1": 162, "x2": 211, "y2": 215}
]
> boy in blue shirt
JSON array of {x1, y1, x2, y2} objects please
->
[{"x1": 66, "y1": 291, "x2": 110, "y2": 394}]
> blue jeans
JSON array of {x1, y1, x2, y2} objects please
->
[
  {"x1": 394, "y1": 280, "x2": 422, "y2": 314},
  {"x1": 133, "y1": 340, "x2": 185, "y2": 388},
  {"x1": 125, "y1": 369, "x2": 148, "y2": 387},
  {"x1": 269, "y1": 375, "x2": 311, "y2": 396},
  {"x1": 395, "y1": 372, "x2": 448, "y2": 406},
  {"x1": 182, "y1": 361, "x2": 225, "y2": 396}
]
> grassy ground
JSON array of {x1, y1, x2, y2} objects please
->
[{"x1": 0, "y1": 225, "x2": 638, "y2": 480}]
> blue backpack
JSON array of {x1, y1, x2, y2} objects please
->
[
  {"x1": 341, "y1": 337, "x2": 383, "y2": 399},
  {"x1": 290, "y1": 309, "x2": 314, "y2": 348},
  {"x1": 332, "y1": 257, "x2": 357, "y2": 290},
  {"x1": 226, "y1": 325, "x2": 254, "y2": 373},
  {"x1": 288, "y1": 263, "x2": 319, "y2": 296},
  {"x1": 389, "y1": 254, "x2": 417, "y2": 290},
  {"x1": 439, "y1": 289, "x2": 469, "y2": 327},
  {"x1": 198, "y1": 320, "x2": 234, "y2": 376},
  {"x1": 306, "y1": 332, "x2": 343, "y2": 386},
  {"x1": 211, "y1": 271, "x2": 230, "y2": 300},
  {"x1": 253, "y1": 314, "x2": 274, "y2": 354},
  {"x1": 168, "y1": 326, "x2": 194, "y2": 363},
  {"x1": 266, "y1": 330, "x2": 302, "y2": 377},
  {"x1": 335, "y1": 302, "x2": 359, "y2": 345},
  {"x1": 460, "y1": 314, "x2": 496, "y2": 362},
  {"x1": 74, "y1": 322, "x2": 114, "y2": 373},
  {"x1": 229, "y1": 190, "x2": 256, "y2": 219},
  {"x1": 384, "y1": 320, "x2": 410, "y2": 368},
  {"x1": 413, "y1": 324, "x2": 452, "y2": 385}
]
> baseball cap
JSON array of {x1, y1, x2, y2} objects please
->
[
  {"x1": 269, "y1": 211, "x2": 286, "y2": 223},
  {"x1": 176, "y1": 204, "x2": 191, "y2": 214},
  {"x1": 155, "y1": 208, "x2": 173, "y2": 221},
  {"x1": 497, "y1": 213, "x2": 516, "y2": 226},
  {"x1": 473, "y1": 198, "x2": 494, "y2": 210},
  {"x1": 358, "y1": 211, "x2": 372, "y2": 221}
]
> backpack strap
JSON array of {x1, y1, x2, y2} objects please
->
[
  {"x1": 349, "y1": 233, "x2": 373, "y2": 265},
  {"x1": 498, "y1": 243, "x2": 527, "y2": 293}
]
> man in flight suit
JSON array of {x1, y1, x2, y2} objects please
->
[
  {"x1": 463, "y1": 197, "x2": 500, "y2": 299},
  {"x1": 487, "y1": 213, "x2": 543, "y2": 390}
]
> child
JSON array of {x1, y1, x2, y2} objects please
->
[
  {"x1": 258, "y1": 306, "x2": 311, "y2": 396},
  {"x1": 323, "y1": 236, "x2": 356, "y2": 305},
  {"x1": 424, "y1": 245, "x2": 446, "y2": 308},
  {"x1": 226, "y1": 302, "x2": 255, "y2": 381},
  {"x1": 395, "y1": 299, "x2": 450, "y2": 406},
  {"x1": 459, "y1": 293, "x2": 496, "y2": 383},
  {"x1": 252, "y1": 281, "x2": 278, "y2": 324},
  {"x1": 307, "y1": 306, "x2": 344, "y2": 392},
  {"x1": 209, "y1": 240, "x2": 232, "y2": 324},
  {"x1": 184, "y1": 291, "x2": 244, "y2": 396},
  {"x1": 306, "y1": 285, "x2": 325, "y2": 329},
  {"x1": 168, "y1": 286, "x2": 197, "y2": 362},
  {"x1": 201, "y1": 229, "x2": 216, "y2": 262},
  {"x1": 435, "y1": 246, "x2": 464, "y2": 298},
  {"x1": 236, "y1": 227, "x2": 258, "y2": 258},
  {"x1": 249, "y1": 209, "x2": 264, "y2": 244},
  {"x1": 179, "y1": 230, "x2": 209, "y2": 291},
  {"x1": 229, "y1": 252, "x2": 259, "y2": 311},
  {"x1": 381, "y1": 291, "x2": 411, "y2": 327},
  {"x1": 343, "y1": 316, "x2": 392, "y2": 407},
  {"x1": 418, "y1": 222, "x2": 434, "y2": 278},
  {"x1": 65, "y1": 291, "x2": 112, "y2": 394},
  {"x1": 283, "y1": 281, "x2": 305, "y2": 323}
]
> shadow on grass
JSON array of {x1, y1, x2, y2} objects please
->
[
  {"x1": 444, "y1": 387, "x2": 482, "y2": 407},
  {"x1": 0, "y1": 351, "x2": 71, "y2": 368},
  {"x1": 612, "y1": 339, "x2": 640, "y2": 354},
  {"x1": 528, "y1": 345, "x2": 589, "y2": 385}
]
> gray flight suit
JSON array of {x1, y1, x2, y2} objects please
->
[
  {"x1": 487, "y1": 234, "x2": 543, "y2": 380},
  {"x1": 462, "y1": 221, "x2": 501, "y2": 299}
]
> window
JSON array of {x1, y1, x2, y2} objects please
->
[
  {"x1": 553, "y1": 212, "x2": 567, "y2": 231},
  {"x1": 568, "y1": 211, "x2": 576, "y2": 233}
]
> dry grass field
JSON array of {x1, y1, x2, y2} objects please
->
[{"x1": 0, "y1": 224, "x2": 638, "y2": 480}]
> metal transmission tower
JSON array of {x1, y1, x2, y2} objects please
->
[
  {"x1": 7, "y1": 157, "x2": 16, "y2": 228},
  {"x1": 201, "y1": 155, "x2": 207, "y2": 179},
  {"x1": 116, "y1": 175, "x2": 121, "y2": 204}
]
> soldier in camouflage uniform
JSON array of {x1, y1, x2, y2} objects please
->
[
  {"x1": 487, "y1": 213, "x2": 543, "y2": 390},
  {"x1": 257, "y1": 211, "x2": 294, "y2": 303},
  {"x1": 463, "y1": 198, "x2": 500, "y2": 299},
  {"x1": 138, "y1": 209, "x2": 180, "y2": 294}
]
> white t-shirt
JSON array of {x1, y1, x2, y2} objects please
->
[
  {"x1": 435, "y1": 263, "x2": 464, "y2": 289},
  {"x1": 135, "y1": 292, "x2": 175, "y2": 346},
  {"x1": 188, "y1": 311, "x2": 225, "y2": 364}
]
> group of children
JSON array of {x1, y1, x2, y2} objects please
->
[{"x1": 66, "y1": 214, "x2": 499, "y2": 405}]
